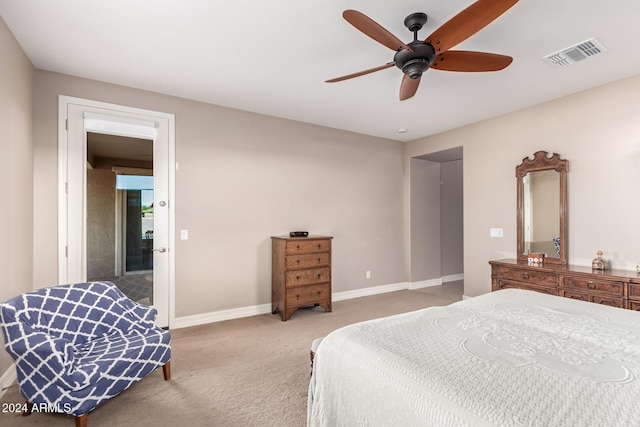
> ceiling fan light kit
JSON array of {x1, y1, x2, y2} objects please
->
[{"x1": 326, "y1": 0, "x2": 520, "y2": 100}]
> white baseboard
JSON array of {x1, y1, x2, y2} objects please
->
[
  {"x1": 332, "y1": 282, "x2": 408, "y2": 301},
  {"x1": 408, "y1": 278, "x2": 442, "y2": 290},
  {"x1": 443, "y1": 273, "x2": 464, "y2": 283},
  {"x1": 0, "y1": 364, "x2": 17, "y2": 399},
  {"x1": 173, "y1": 303, "x2": 272, "y2": 329},
  {"x1": 173, "y1": 276, "x2": 464, "y2": 329},
  {"x1": 408, "y1": 273, "x2": 464, "y2": 290}
]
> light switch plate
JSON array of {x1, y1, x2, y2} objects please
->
[
  {"x1": 180, "y1": 229, "x2": 188, "y2": 240},
  {"x1": 490, "y1": 228, "x2": 503, "y2": 238}
]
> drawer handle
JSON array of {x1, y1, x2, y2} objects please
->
[
  {"x1": 317, "y1": 244, "x2": 322, "y2": 250},
  {"x1": 296, "y1": 294, "x2": 300, "y2": 300},
  {"x1": 317, "y1": 291, "x2": 322, "y2": 296},
  {"x1": 296, "y1": 259, "x2": 301, "y2": 264},
  {"x1": 522, "y1": 273, "x2": 529, "y2": 279},
  {"x1": 296, "y1": 276, "x2": 300, "y2": 281},
  {"x1": 317, "y1": 257, "x2": 321, "y2": 263},
  {"x1": 296, "y1": 245, "x2": 300, "y2": 251},
  {"x1": 587, "y1": 281, "x2": 596, "y2": 290},
  {"x1": 317, "y1": 273, "x2": 322, "y2": 279}
]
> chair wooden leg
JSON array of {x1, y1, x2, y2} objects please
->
[
  {"x1": 75, "y1": 414, "x2": 88, "y2": 427},
  {"x1": 162, "y1": 361, "x2": 171, "y2": 380},
  {"x1": 22, "y1": 401, "x2": 32, "y2": 417}
]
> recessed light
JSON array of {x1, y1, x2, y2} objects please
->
[{"x1": 397, "y1": 128, "x2": 408, "y2": 133}]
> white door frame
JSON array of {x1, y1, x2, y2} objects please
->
[{"x1": 58, "y1": 95, "x2": 175, "y2": 328}]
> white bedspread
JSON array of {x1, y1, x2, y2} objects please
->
[{"x1": 308, "y1": 289, "x2": 640, "y2": 426}]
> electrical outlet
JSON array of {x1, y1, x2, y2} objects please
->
[
  {"x1": 366, "y1": 270, "x2": 371, "y2": 279},
  {"x1": 180, "y1": 229, "x2": 188, "y2": 240}
]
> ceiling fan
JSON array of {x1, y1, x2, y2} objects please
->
[{"x1": 326, "y1": 0, "x2": 519, "y2": 101}]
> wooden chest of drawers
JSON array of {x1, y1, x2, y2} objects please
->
[
  {"x1": 490, "y1": 259, "x2": 638, "y2": 310},
  {"x1": 272, "y1": 236, "x2": 333, "y2": 321}
]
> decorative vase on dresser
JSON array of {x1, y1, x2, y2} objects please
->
[{"x1": 271, "y1": 235, "x2": 333, "y2": 321}]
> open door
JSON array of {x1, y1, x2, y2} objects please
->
[{"x1": 59, "y1": 96, "x2": 175, "y2": 327}]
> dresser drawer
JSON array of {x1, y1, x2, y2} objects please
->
[
  {"x1": 285, "y1": 252, "x2": 330, "y2": 269},
  {"x1": 628, "y1": 283, "x2": 640, "y2": 299},
  {"x1": 285, "y1": 267, "x2": 330, "y2": 287},
  {"x1": 559, "y1": 288, "x2": 624, "y2": 308},
  {"x1": 286, "y1": 284, "x2": 330, "y2": 306},
  {"x1": 592, "y1": 295, "x2": 625, "y2": 308},
  {"x1": 286, "y1": 239, "x2": 330, "y2": 255},
  {"x1": 493, "y1": 266, "x2": 557, "y2": 287},
  {"x1": 560, "y1": 275, "x2": 624, "y2": 296},
  {"x1": 495, "y1": 279, "x2": 557, "y2": 295}
]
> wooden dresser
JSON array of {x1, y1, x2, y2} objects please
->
[
  {"x1": 272, "y1": 236, "x2": 332, "y2": 321},
  {"x1": 490, "y1": 259, "x2": 640, "y2": 310}
]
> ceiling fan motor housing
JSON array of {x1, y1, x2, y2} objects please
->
[{"x1": 394, "y1": 41, "x2": 436, "y2": 79}]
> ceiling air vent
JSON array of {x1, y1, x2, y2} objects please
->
[{"x1": 543, "y1": 38, "x2": 607, "y2": 68}]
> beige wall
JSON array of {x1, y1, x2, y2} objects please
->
[
  {"x1": 406, "y1": 74, "x2": 640, "y2": 297},
  {"x1": 86, "y1": 169, "x2": 116, "y2": 280},
  {"x1": 0, "y1": 18, "x2": 33, "y2": 377},
  {"x1": 440, "y1": 159, "x2": 464, "y2": 276},
  {"x1": 32, "y1": 71, "x2": 406, "y2": 318},
  {"x1": 409, "y1": 158, "x2": 441, "y2": 282}
]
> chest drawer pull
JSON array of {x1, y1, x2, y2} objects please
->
[
  {"x1": 587, "y1": 281, "x2": 595, "y2": 290},
  {"x1": 522, "y1": 273, "x2": 529, "y2": 279}
]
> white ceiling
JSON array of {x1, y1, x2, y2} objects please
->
[{"x1": 2, "y1": 0, "x2": 640, "y2": 142}]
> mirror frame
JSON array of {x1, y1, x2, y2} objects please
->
[{"x1": 516, "y1": 151, "x2": 569, "y2": 265}]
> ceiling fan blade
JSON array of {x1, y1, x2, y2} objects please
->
[
  {"x1": 326, "y1": 62, "x2": 395, "y2": 83},
  {"x1": 399, "y1": 75, "x2": 421, "y2": 101},
  {"x1": 425, "y1": 0, "x2": 519, "y2": 54},
  {"x1": 431, "y1": 51, "x2": 513, "y2": 72},
  {"x1": 343, "y1": 10, "x2": 411, "y2": 51}
]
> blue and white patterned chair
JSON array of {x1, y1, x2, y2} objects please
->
[{"x1": 0, "y1": 281, "x2": 171, "y2": 427}]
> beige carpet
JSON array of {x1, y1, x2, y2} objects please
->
[{"x1": 0, "y1": 283, "x2": 462, "y2": 427}]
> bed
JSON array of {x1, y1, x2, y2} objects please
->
[{"x1": 307, "y1": 289, "x2": 640, "y2": 426}]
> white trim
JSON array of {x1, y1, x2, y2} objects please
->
[
  {"x1": 408, "y1": 278, "x2": 442, "y2": 290},
  {"x1": 0, "y1": 365, "x2": 17, "y2": 398},
  {"x1": 173, "y1": 303, "x2": 273, "y2": 329},
  {"x1": 332, "y1": 282, "x2": 409, "y2": 301},
  {"x1": 443, "y1": 273, "x2": 464, "y2": 283},
  {"x1": 409, "y1": 273, "x2": 464, "y2": 290},
  {"x1": 58, "y1": 96, "x2": 69, "y2": 284}
]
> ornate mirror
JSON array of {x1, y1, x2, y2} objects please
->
[{"x1": 516, "y1": 151, "x2": 568, "y2": 265}]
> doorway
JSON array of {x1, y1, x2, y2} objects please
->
[
  {"x1": 410, "y1": 146, "x2": 464, "y2": 288},
  {"x1": 86, "y1": 133, "x2": 155, "y2": 304},
  {"x1": 58, "y1": 96, "x2": 175, "y2": 327}
]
